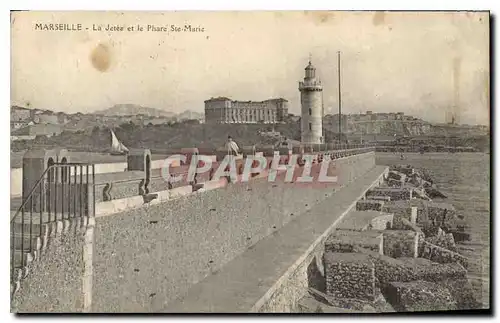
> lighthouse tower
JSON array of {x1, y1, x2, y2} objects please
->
[{"x1": 299, "y1": 58, "x2": 323, "y2": 144}]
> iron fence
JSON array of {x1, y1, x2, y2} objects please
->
[{"x1": 10, "y1": 162, "x2": 95, "y2": 291}]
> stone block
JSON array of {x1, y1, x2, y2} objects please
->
[
  {"x1": 441, "y1": 278, "x2": 481, "y2": 310},
  {"x1": 371, "y1": 213, "x2": 393, "y2": 230},
  {"x1": 370, "y1": 195, "x2": 391, "y2": 202},
  {"x1": 356, "y1": 248, "x2": 467, "y2": 285},
  {"x1": 366, "y1": 187, "x2": 412, "y2": 201},
  {"x1": 426, "y1": 233, "x2": 457, "y2": 252},
  {"x1": 324, "y1": 252, "x2": 376, "y2": 302},
  {"x1": 337, "y1": 211, "x2": 392, "y2": 231},
  {"x1": 383, "y1": 230, "x2": 419, "y2": 258},
  {"x1": 387, "y1": 178, "x2": 403, "y2": 187},
  {"x1": 426, "y1": 202, "x2": 457, "y2": 226},
  {"x1": 419, "y1": 240, "x2": 468, "y2": 268},
  {"x1": 400, "y1": 218, "x2": 424, "y2": 237},
  {"x1": 326, "y1": 231, "x2": 383, "y2": 254},
  {"x1": 356, "y1": 200, "x2": 384, "y2": 212},
  {"x1": 383, "y1": 281, "x2": 457, "y2": 312},
  {"x1": 389, "y1": 165, "x2": 414, "y2": 176},
  {"x1": 387, "y1": 170, "x2": 405, "y2": 181}
]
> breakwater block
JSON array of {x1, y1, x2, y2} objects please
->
[
  {"x1": 355, "y1": 248, "x2": 467, "y2": 284},
  {"x1": 383, "y1": 280, "x2": 457, "y2": 312},
  {"x1": 418, "y1": 240, "x2": 468, "y2": 269},
  {"x1": 387, "y1": 170, "x2": 406, "y2": 182},
  {"x1": 383, "y1": 230, "x2": 420, "y2": 258},
  {"x1": 389, "y1": 165, "x2": 414, "y2": 176},
  {"x1": 387, "y1": 178, "x2": 403, "y2": 187},
  {"x1": 441, "y1": 278, "x2": 482, "y2": 310},
  {"x1": 426, "y1": 233, "x2": 457, "y2": 252},
  {"x1": 382, "y1": 202, "x2": 424, "y2": 229},
  {"x1": 370, "y1": 196, "x2": 391, "y2": 202},
  {"x1": 324, "y1": 252, "x2": 377, "y2": 302},
  {"x1": 425, "y1": 202, "x2": 457, "y2": 224},
  {"x1": 326, "y1": 231, "x2": 384, "y2": 254},
  {"x1": 371, "y1": 213, "x2": 394, "y2": 230},
  {"x1": 366, "y1": 187, "x2": 412, "y2": 201},
  {"x1": 337, "y1": 211, "x2": 393, "y2": 232},
  {"x1": 356, "y1": 200, "x2": 384, "y2": 212}
]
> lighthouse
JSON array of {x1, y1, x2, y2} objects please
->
[{"x1": 299, "y1": 58, "x2": 323, "y2": 144}]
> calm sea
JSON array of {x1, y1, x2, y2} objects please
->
[{"x1": 376, "y1": 152, "x2": 491, "y2": 308}]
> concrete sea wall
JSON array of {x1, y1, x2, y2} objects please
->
[
  {"x1": 91, "y1": 176, "x2": 335, "y2": 312},
  {"x1": 91, "y1": 152, "x2": 377, "y2": 312},
  {"x1": 11, "y1": 218, "x2": 94, "y2": 313}
]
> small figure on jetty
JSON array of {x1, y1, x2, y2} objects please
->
[{"x1": 226, "y1": 135, "x2": 240, "y2": 156}]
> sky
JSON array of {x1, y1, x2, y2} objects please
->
[{"x1": 11, "y1": 11, "x2": 490, "y2": 125}]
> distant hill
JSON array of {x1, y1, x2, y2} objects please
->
[{"x1": 95, "y1": 104, "x2": 175, "y2": 118}]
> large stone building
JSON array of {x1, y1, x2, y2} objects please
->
[
  {"x1": 204, "y1": 97, "x2": 288, "y2": 124},
  {"x1": 299, "y1": 59, "x2": 324, "y2": 144}
]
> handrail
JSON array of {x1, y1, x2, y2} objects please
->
[
  {"x1": 11, "y1": 161, "x2": 96, "y2": 297},
  {"x1": 10, "y1": 162, "x2": 94, "y2": 224}
]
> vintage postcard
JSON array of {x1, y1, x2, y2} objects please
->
[{"x1": 10, "y1": 11, "x2": 490, "y2": 313}]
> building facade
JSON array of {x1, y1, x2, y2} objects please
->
[
  {"x1": 11, "y1": 106, "x2": 32, "y2": 122},
  {"x1": 299, "y1": 60, "x2": 323, "y2": 144},
  {"x1": 204, "y1": 97, "x2": 288, "y2": 124}
]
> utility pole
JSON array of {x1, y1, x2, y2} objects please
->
[{"x1": 337, "y1": 51, "x2": 342, "y2": 145}]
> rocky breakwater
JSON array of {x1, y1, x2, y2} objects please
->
[
  {"x1": 376, "y1": 164, "x2": 471, "y2": 242},
  {"x1": 298, "y1": 164, "x2": 481, "y2": 313}
]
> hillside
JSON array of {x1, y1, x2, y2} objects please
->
[
  {"x1": 11, "y1": 121, "x2": 302, "y2": 153},
  {"x1": 95, "y1": 104, "x2": 175, "y2": 117},
  {"x1": 323, "y1": 115, "x2": 432, "y2": 137},
  {"x1": 347, "y1": 120, "x2": 431, "y2": 136}
]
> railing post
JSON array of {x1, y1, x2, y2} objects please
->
[
  {"x1": 54, "y1": 166, "x2": 58, "y2": 222},
  {"x1": 73, "y1": 165, "x2": 77, "y2": 218},
  {"x1": 80, "y1": 165, "x2": 83, "y2": 217},
  {"x1": 93, "y1": 165, "x2": 96, "y2": 218},
  {"x1": 10, "y1": 221, "x2": 14, "y2": 286},
  {"x1": 20, "y1": 208, "x2": 25, "y2": 268}
]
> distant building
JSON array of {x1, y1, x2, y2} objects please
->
[
  {"x1": 11, "y1": 106, "x2": 33, "y2": 122},
  {"x1": 142, "y1": 118, "x2": 170, "y2": 126},
  {"x1": 204, "y1": 97, "x2": 289, "y2": 124},
  {"x1": 11, "y1": 120, "x2": 34, "y2": 130},
  {"x1": 11, "y1": 124, "x2": 63, "y2": 139}
]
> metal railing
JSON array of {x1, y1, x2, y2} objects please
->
[{"x1": 10, "y1": 162, "x2": 95, "y2": 287}]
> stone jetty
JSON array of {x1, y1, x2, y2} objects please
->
[{"x1": 298, "y1": 164, "x2": 480, "y2": 313}]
